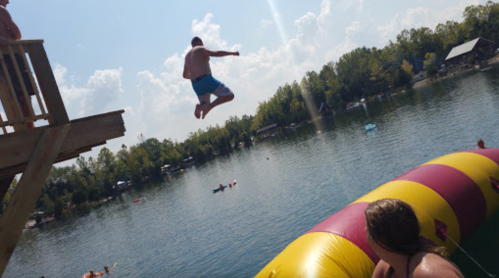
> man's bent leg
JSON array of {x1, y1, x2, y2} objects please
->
[
  {"x1": 196, "y1": 94, "x2": 211, "y2": 119},
  {"x1": 201, "y1": 94, "x2": 234, "y2": 119},
  {"x1": 194, "y1": 104, "x2": 201, "y2": 119},
  {"x1": 201, "y1": 83, "x2": 234, "y2": 119}
]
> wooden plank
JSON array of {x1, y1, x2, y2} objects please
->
[
  {"x1": 0, "y1": 142, "x2": 106, "y2": 180},
  {"x1": 8, "y1": 40, "x2": 44, "y2": 45},
  {"x1": 0, "y1": 72, "x2": 16, "y2": 130},
  {"x1": 0, "y1": 113, "x2": 50, "y2": 128},
  {"x1": 7, "y1": 45, "x2": 35, "y2": 118},
  {"x1": 18, "y1": 44, "x2": 46, "y2": 116},
  {"x1": 71, "y1": 109, "x2": 125, "y2": 124},
  {"x1": 0, "y1": 176, "x2": 14, "y2": 205},
  {"x1": 0, "y1": 113, "x2": 6, "y2": 134},
  {"x1": 0, "y1": 142, "x2": 107, "y2": 179},
  {"x1": 0, "y1": 48, "x2": 24, "y2": 131},
  {"x1": 0, "y1": 124, "x2": 70, "y2": 276},
  {"x1": 0, "y1": 110, "x2": 125, "y2": 170},
  {"x1": 26, "y1": 43, "x2": 69, "y2": 125}
]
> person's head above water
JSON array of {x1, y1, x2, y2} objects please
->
[
  {"x1": 191, "y1": 37, "x2": 203, "y2": 47},
  {"x1": 477, "y1": 139, "x2": 485, "y2": 149},
  {"x1": 365, "y1": 198, "x2": 422, "y2": 255}
]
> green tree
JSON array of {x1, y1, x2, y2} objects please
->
[
  {"x1": 423, "y1": 52, "x2": 439, "y2": 78},
  {"x1": 401, "y1": 60, "x2": 414, "y2": 75},
  {"x1": 88, "y1": 187, "x2": 101, "y2": 202},
  {"x1": 41, "y1": 194, "x2": 54, "y2": 215},
  {"x1": 54, "y1": 198, "x2": 64, "y2": 218},
  {"x1": 72, "y1": 189, "x2": 87, "y2": 205}
]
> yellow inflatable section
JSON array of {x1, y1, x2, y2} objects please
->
[{"x1": 256, "y1": 149, "x2": 499, "y2": 277}]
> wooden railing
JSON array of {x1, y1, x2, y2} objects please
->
[{"x1": 0, "y1": 40, "x2": 68, "y2": 134}]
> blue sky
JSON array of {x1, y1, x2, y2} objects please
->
[{"x1": 3, "y1": 0, "x2": 487, "y2": 161}]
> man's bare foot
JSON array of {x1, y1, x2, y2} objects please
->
[
  {"x1": 194, "y1": 104, "x2": 201, "y2": 119},
  {"x1": 201, "y1": 103, "x2": 212, "y2": 119}
]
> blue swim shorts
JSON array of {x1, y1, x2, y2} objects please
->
[{"x1": 191, "y1": 74, "x2": 233, "y2": 97}]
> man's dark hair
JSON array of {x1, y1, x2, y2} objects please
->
[{"x1": 191, "y1": 37, "x2": 203, "y2": 47}]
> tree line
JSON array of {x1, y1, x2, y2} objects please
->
[
  {"x1": 250, "y1": 1, "x2": 499, "y2": 129},
  {"x1": 5, "y1": 1, "x2": 499, "y2": 220}
]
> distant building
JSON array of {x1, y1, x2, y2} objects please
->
[
  {"x1": 257, "y1": 123, "x2": 278, "y2": 140},
  {"x1": 445, "y1": 38, "x2": 494, "y2": 64},
  {"x1": 256, "y1": 123, "x2": 278, "y2": 134},
  {"x1": 182, "y1": 157, "x2": 194, "y2": 168}
]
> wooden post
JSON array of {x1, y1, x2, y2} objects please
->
[
  {"x1": 0, "y1": 124, "x2": 70, "y2": 276},
  {"x1": 0, "y1": 176, "x2": 14, "y2": 205},
  {"x1": 7, "y1": 45, "x2": 35, "y2": 118},
  {"x1": 17, "y1": 44, "x2": 47, "y2": 116},
  {"x1": 0, "y1": 113, "x2": 7, "y2": 134},
  {"x1": 0, "y1": 49, "x2": 25, "y2": 132},
  {"x1": 26, "y1": 43, "x2": 69, "y2": 125}
]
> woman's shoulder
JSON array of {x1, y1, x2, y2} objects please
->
[
  {"x1": 413, "y1": 252, "x2": 464, "y2": 278},
  {"x1": 372, "y1": 259, "x2": 391, "y2": 278}
]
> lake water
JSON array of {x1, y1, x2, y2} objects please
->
[{"x1": 5, "y1": 67, "x2": 499, "y2": 278}]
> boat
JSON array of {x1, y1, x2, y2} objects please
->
[
  {"x1": 364, "y1": 124, "x2": 376, "y2": 131},
  {"x1": 213, "y1": 185, "x2": 227, "y2": 193}
]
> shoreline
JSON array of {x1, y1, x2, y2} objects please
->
[
  {"x1": 24, "y1": 61, "x2": 499, "y2": 231},
  {"x1": 413, "y1": 59, "x2": 499, "y2": 89}
]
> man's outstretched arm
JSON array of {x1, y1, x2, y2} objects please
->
[{"x1": 203, "y1": 48, "x2": 239, "y2": 57}]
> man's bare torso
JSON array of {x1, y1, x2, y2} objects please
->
[
  {"x1": 0, "y1": 5, "x2": 18, "y2": 42},
  {"x1": 184, "y1": 46, "x2": 212, "y2": 81}
]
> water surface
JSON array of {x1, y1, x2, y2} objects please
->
[{"x1": 5, "y1": 68, "x2": 499, "y2": 278}]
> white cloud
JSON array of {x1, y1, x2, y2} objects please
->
[
  {"x1": 377, "y1": 14, "x2": 401, "y2": 43},
  {"x1": 192, "y1": 14, "x2": 227, "y2": 50},
  {"x1": 80, "y1": 68, "x2": 124, "y2": 116},
  {"x1": 54, "y1": 64, "x2": 90, "y2": 105},
  {"x1": 137, "y1": 70, "x2": 183, "y2": 116},
  {"x1": 340, "y1": 0, "x2": 365, "y2": 12},
  {"x1": 260, "y1": 19, "x2": 273, "y2": 29},
  {"x1": 346, "y1": 21, "x2": 361, "y2": 35},
  {"x1": 376, "y1": 0, "x2": 481, "y2": 43},
  {"x1": 123, "y1": 106, "x2": 135, "y2": 116},
  {"x1": 53, "y1": 65, "x2": 124, "y2": 116},
  {"x1": 53, "y1": 64, "x2": 66, "y2": 84}
]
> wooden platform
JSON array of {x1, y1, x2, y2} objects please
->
[
  {"x1": 0, "y1": 38, "x2": 127, "y2": 276},
  {"x1": 0, "y1": 110, "x2": 125, "y2": 179}
]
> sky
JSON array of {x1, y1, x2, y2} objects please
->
[{"x1": 2, "y1": 0, "x2": 488, "y2": 163}]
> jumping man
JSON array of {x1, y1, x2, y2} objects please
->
[{"x1": 183, "y1": 37, "x2": 239, "y2": 119}]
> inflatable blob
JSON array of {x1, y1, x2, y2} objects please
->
[{"x1": 256, "y1": 149, "x2": 499, "y2": 278}]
